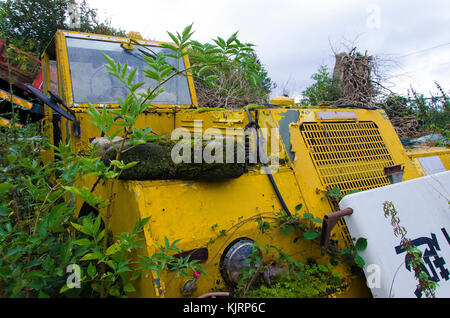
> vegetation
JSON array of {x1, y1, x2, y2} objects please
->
[
  {"x1": 0, "y1": 117, "x2": 154, "y2": 297},
  {"x1": 227, "y1": 207, "x2": 367, "y2": 298},
  {"x1": 189, "y1": 37, "x2": 275, "y2": 108},
  {"x1": 245, "y1": 263, "x2": 342, "y2": 298},
  {"x1": 0, "y1": 0, "x2": 126, "y2": 56},
  {"x1": 300, "y1": 65, "x2": 344, "y2": 106},
  {"x1": 300, "y1": 62, "x2": 449, "y2": 142},
  {"x1": 0, "y1": 23, "x2": 264, "y2": 297},
  {"x1": 383, "y1": 201, "x2": 438, "y2": 298},
  {"x1": 378, "y1": 83, "x2": 449, "y2": 139}
]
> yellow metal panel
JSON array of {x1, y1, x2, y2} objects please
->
[
  {"x1": 269, "y1": 96, "x2": 295, "y2": 106},
  {"x1": 0, "y1": 89, "x2": 33, "y2": 110},
  {"x1": 406, "y1": 146, "x2": 450, "y2": 171},
  {"x1": 102, "y1": 169, "x2": 363, "y2": 298},
  {"x1": 0, "y1": 117, "x2": 22, "y2": 128},
  {"x1": 55, "y1": 30, "x2": 73, "y2": 107},
  {"x1": 442, "y1": 153, "x2": 450, "y2": 170},
  {"x1": 59, "y1": 104, "x2": 421, "y2": 298},
  {"x1": 406, "y1": 146, "x2": 450, "y2": 159}
]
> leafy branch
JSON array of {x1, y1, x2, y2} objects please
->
[{"x1": 383, "y1": 201, "x2": 437, "y2": 298}]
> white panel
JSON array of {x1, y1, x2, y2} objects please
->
[
  {"x1": 316, "y1": 111, "x2": 356, "y2": 120},
  {"x1": 418, "y1": 156, "x2": 446, "y2": 175},
  {"x1": 339, "y1": 171, "x2": 450, "y2": 298}
]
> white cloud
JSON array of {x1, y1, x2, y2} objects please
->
[{"x1": 88, "y1": 0, "x2": 450, "y2": 99}]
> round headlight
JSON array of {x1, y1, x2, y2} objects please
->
[{"x1": 219, "y1": 238, "x2": 260, "y2": 286}]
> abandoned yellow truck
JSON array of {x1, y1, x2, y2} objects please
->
[{"x1": 24, "y1": 29, "x2": 449, "y2": 298}]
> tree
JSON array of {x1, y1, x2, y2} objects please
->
[
  {"x1": 70, "y1": 0, "x2": 125, "y2": 38},
  {"x1": 300, "y1": 65, "x2": 343, "y2": 106},
  {"x1": 0, "y1": 0, "x2": 125, "y2": 56},
  {"x1": 0, "y1": 0, "x2": 68, "y2": 55}
]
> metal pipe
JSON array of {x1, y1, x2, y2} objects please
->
[{"x1": 319, "y1": 208, "x2": 354, "y2": 249}]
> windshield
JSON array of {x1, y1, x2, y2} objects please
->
[{"x1": 66, "y1": 37, "x2": 192, "y2": 105}]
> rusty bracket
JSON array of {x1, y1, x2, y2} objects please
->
[
  {"x1": 319, "y1": 208, "x2": 353, "y2": 250},
  {"x1": 384, "y1": 164, "x2": 404, "y2": 184}
]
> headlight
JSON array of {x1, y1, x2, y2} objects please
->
[{"x1": 219, "y1": 238, "x2": 260, "y2": 286}]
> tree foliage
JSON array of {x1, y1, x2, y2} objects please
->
[
  {"x1": 299, "y1": 65, "x2": 343, "y2": 106},
  {"x1": 301, "y1": 59, "x2": 449, "y2": 139},
  {"x1": 0, "y1": 0, "x2": 126, "y2": 56},
  {"x1": 378, "y1": 83, "x2": 450, "y2": 138}
]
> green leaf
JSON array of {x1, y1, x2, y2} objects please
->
[
  {"x1": 94, "y1": 214, "x2": 102, "y2": 233},
  {"x1": 109, "y1": 285, "x2": 121, "y2": 297},
  {"x1": 123, "y1": 161, "x2": 139, "y2": 170},
  {"x1": 197, "y1": 65, "x2": 211, "y2": 77},
  {"x1": 7, "y1": 154, "x2": 16, "y2": 163},
  {"x1": 59, "y1": 284, "x2": 70, "y2": 294},
  {"x1": 143, "y1": 69, "x2": 160, "y2": 81},
  {"x1": 106, "y1": 243, "x2": 121, "y2": 256},
  {"x1": 354, "y1": 255, "x2": 366, "y2": 268},
  {"x1": 70, "y1": 222, "x2": 84, "y2": 232},
  {"x1": 295, "y1": 203, "x2": 303, "y2": 211},
  {"x1": 60, "y1": 240, "x2": 72, "y2": 264},
  {"x1": 182, "y1": 24, "x2": 193, "y2": 39},
  {"x1": 355, "y1": 237, "x2": 368, "y2": 251},
  {"x1": 303, "y1": 212, "x2": 314, "y2": 219},
  {"x1": 38, "y1": 291, "x2": 50, "y2": 298},
  {"x1": 303, "y1": 231, "x2": 320, "y2": 240},
  {"x1": 73, "y1": 238, "x2": 92, "y2": 246},
  {"x1": 81, "y1": 251, "x2": 102, "y2": 261},
  {"x1": 311, "y1": 217, "x2": 323, "y2": 224},
  {"x1": 25, "y1": 270, "x2": 47, "y2": 279},
  {"x1": 121, "y1": 62, "x2": 128, "y2": 79},
  {"x1": 340, "y1": 248, "x2": 353, "y2": 255},
  {"x1": 164, "y1": 236, "x2": 170, "y2": 249},
  {"x1": 87, "y1": 262, "x2": 96, "y2": 278},
  {"x1": 127, "y1": 68, "x2": 137, "y2": 85},
  {"x1": 167, "y1": 31, "x2": 180, "y2": 45},
  {"x1": 226, "y1": 32, "x2": 238, "y2": 45},
  {"x1": 0, "y1": 183, "x2": 13, "y2": 193},
  {"x1": 124, "y1": 282, "x2": 136, "y2": 293},
  {"x1": 130, "y1": 82, "x2": 144, "y2": 92},
  {"x1": 130, "y1": 270, "x2": 141, "y2": 281},
  {"x1": 0, "y1": 205, "x2": 10, "y2": 216}
]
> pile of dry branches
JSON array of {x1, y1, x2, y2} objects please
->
[
  {"x1": 389, "y1": 115, "x2": 420, "y2": 139},
  {"x1": 194, "y1": 68, "x2": 267, "y2": 109},
  {"x1": 333, "y1": 47, "x2": 398, "y2": 107},
  {"x1": 332, "y1": 48, "x2": 379, "y2": 107}
]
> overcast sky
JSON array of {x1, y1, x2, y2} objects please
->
[{"x1": 88, "y1": 0, "x2": 450, "y2": 101}]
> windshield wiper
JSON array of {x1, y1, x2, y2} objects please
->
[{"x1": 122, "y1": 43, "x2": 178, "y2": 72}]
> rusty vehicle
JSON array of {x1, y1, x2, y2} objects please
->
[
  {"x1": 0, "y1": 38, "x2": 45, "y2": 126},
  {"x1": 23, "y1": 29, "x2": 449, "y2": 298}
]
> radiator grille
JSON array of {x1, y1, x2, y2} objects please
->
[
  {"x1": 300, "y1": 121, "x2": 395, "y2": 247},
  {"x1": 301, "y1": 121, "x2": 394, "y2": 195}
]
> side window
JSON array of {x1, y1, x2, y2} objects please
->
[{"x1": 49, "y1": 60, "x2": 58, "y2": 95}]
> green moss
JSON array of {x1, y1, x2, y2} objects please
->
[
  {"x1": 244, "y1": 264, "x2": 342, "y2": 298},
  {"x1": 242, "y1": 104, "x2": 267, "y2": 110},
  {"x1": 102, "y1": 138, "x2": 246, "y2": 181}
]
